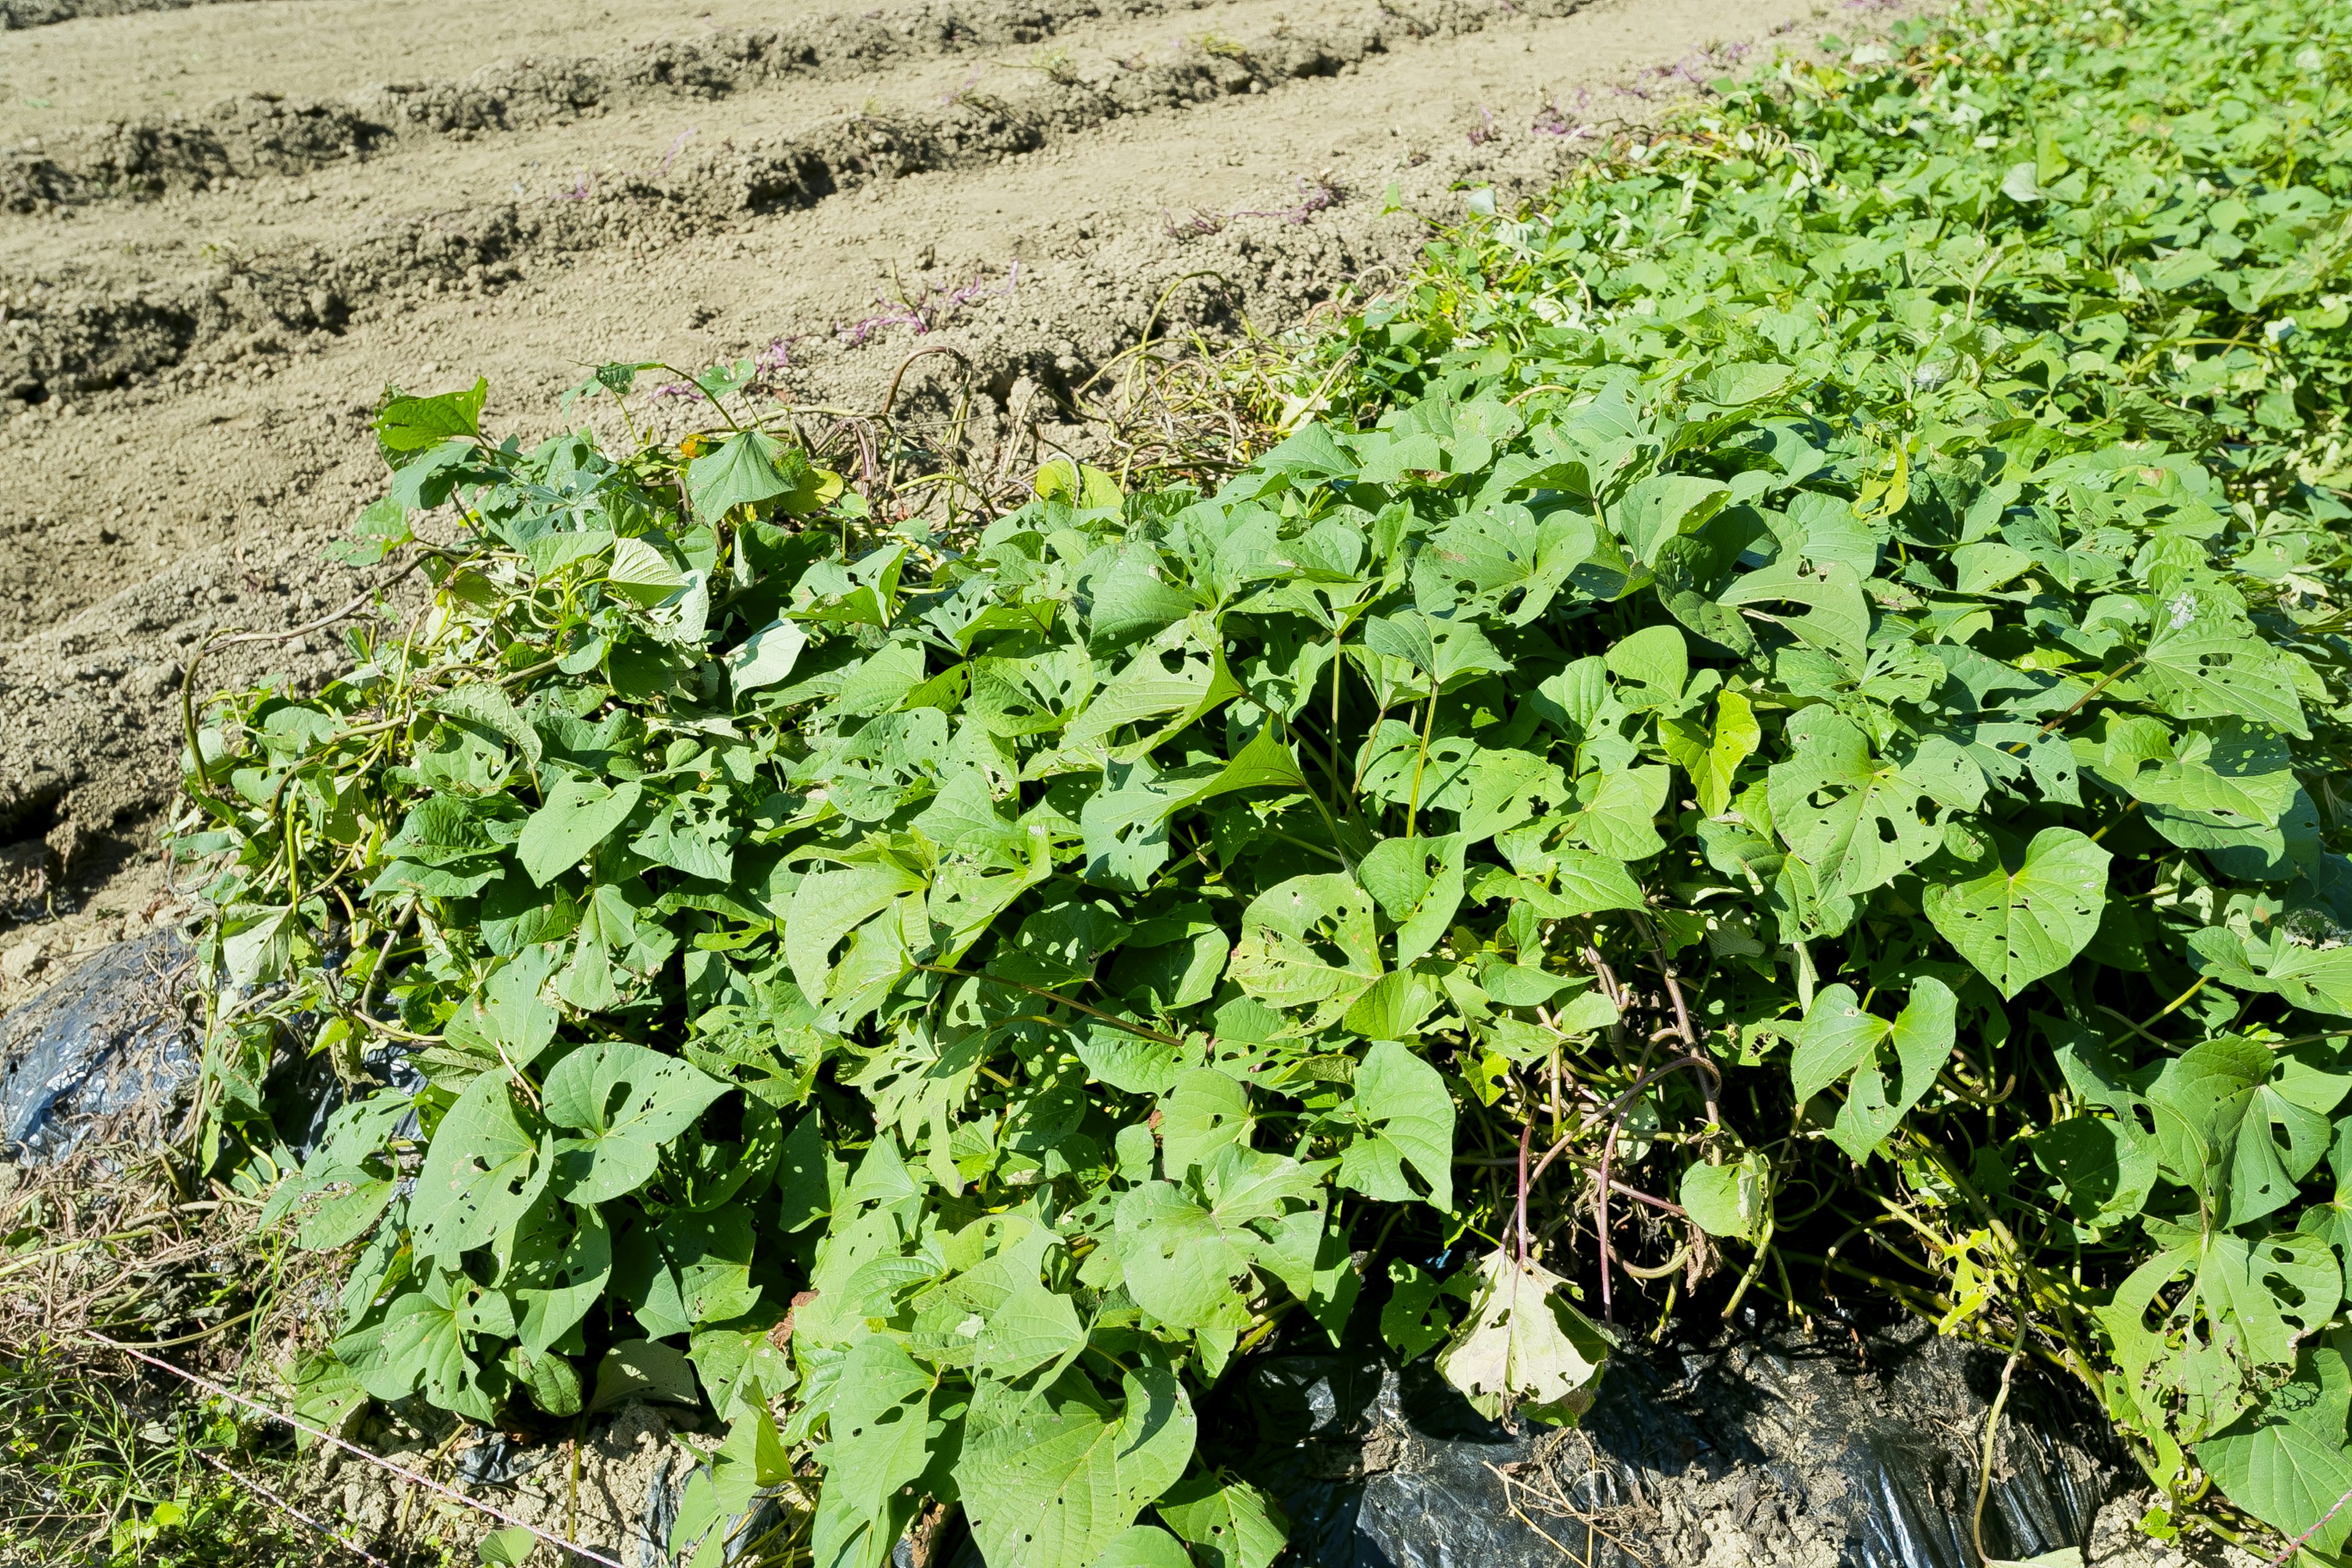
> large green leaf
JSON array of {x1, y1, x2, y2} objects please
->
[
  {"x1": 959, "y1": 1367, "x2": 1196, "y2": 1568},
  {"x1": 411, "y1": 1072, "x2": 549, "y2": 1265},
  {"x1": 2098, "y1": 1218, "x2": 2341, "y2": 1443},
  {"x1": 516, "y1": 778, "x2": 643, "y2": 887},
  {"x1": 361, "y1": 1271, "x2": 509, "y2": 1422},
  {"x1": 1766, "y1": 710, "x2": 1942, "y2": 900},
  {"x1": 1660, "y1": 689, "x2": 1760, "y2": 818},
  {"x1": 1789, "y1": 978, "x2": 1956, "y2": 1162},
  {"x1": 2140, "y1": 618, "x2": 2307, "y2": 737},
  {"x1": 1226, "y1": 873, "x2": 1384, "y2": 1021},
  {"x1": 1158, "y1": 1476, "x2": 1289, "y2": 1568},
  {"x1": 1923, "y1": 827, "x2": 2110, "y2": 998},
  {"x1": 809, "y1": 1336, "x2": 938, "y2": 1568},
  {"x1": 1336, "y1": 1040, "x2": 1455, "y2": 1212},
  {"x1": 1358, "y1": 834, "x2": 1465, "y2": 967},
  {"x1": 688, "y1": 429, "x2": 811, "y2": 521},
  {"x1": 543, "y1": 1042, "x2": 728, "y2": 1205},
  {"x1": 2198, "y1": 1341, "x2": 2352, "y2": 1564},
  {"x1": 1113, "y1": 1145, "x2": 1325, "y2": 1331}
]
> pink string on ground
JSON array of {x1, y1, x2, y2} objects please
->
[
  {"x1": 196, "y1": 1449, "x2": 390, "y2": 1567},
  {"x1": 88, "y1": 1333, "x2": 627, "y2": 1568}
]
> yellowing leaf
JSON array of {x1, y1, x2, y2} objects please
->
[{"x1": 1436, "y1": 1248, "x2": 1610, "y2": 1420}]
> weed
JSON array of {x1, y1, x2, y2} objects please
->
[
  {"x1": 1230, "y1": 174, "x2": 1342, "y2": 224},
  {"x1": 1028, "y1": 47, "x2": 1079, "y2": 84},
  {"x1": 1161, "y1": 207, "x2": 1227, "y2": 239}
]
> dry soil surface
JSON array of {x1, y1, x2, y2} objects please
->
[{"x1": 0, "y1": 0, "x2": 1889, "y2": 994}]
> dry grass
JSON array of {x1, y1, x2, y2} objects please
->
[{"x1": 0, "y1": 1143, "x2": 388, "y2": 1568}]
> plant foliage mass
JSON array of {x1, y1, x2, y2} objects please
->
[{"x1": 178, "y1": 0, "x2": 2352, "y2": 1560}]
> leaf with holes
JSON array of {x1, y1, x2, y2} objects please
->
[
  {"x1": 1923, "y1": 827, "x2": 2110, "y2": 998},
  {"x1": 1436, "y1": 1248, "x2": 1611, "y2": 1421},
  {"x1": 959, "y1": 1366, "x2": 1196, "y2": 1568},
  {"x1": 411, "y1": 1073, "x2": 550, "y2": 1265},
  {"x1": 544, "y1": 1042, "x2": 728, "y2": 1205}
]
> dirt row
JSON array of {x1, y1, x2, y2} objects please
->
[
  {"x1": 1, "y1": 0, "x2": 273, "y2": 29},
  {"x1": 3, "y1": 0, "x2": 1704, "y2": 410},
  {"x1": 0, "y1": 0, "x2": 1860, "y2": 996}
]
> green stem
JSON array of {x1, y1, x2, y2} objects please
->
[
  {"x1": 911, "y1": 963, "x2": 1185, "y2": 1047},
  {"x1": 1403, "y1": 686, "x2": 1441, "y2": 839}
]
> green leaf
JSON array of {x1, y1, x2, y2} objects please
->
[
  {"x1": 1435, "y1": 1247, "x2": 1611, "y2": 1421},
  {"x1": 2098, "y1": 1219, "x2": 2341, "y2": 1443},
  {"x1": 1342, "y1": 1040, "x2": 1455, "y2": 1212},
  {"x1": 605, "y1": 537, "x2": 689, "y2": 608},
  {"x1": 2198, "y1": 1340, "x2": 2352, "y2": 1562},
  {"x1": 972, "y1": 1277, "x2": 1087, "y2": 1378},
  {"x1": 411, "y1": 1073, "x2": 548, "y2": 1265},
  {"x1": 1158, "y1": 1476, "x2": 1289, "y2": 1568},
  {"x1": 1379, "y1": 1260, "x2": 1461, "y2": 1362},
  {"x1": 1789, "y1": 978, "x2": 1956, "y2": 1162},
  {"x1": 785, "y1": 860, "x2": 928, "y2": 1003},
  {"x1": 960, "y1": 1366, "x2": 1196, "y2": 1568},
  {"x1": 1090, "y1": 544, "x2": 1196, "y2": 650},
  {"x1": 1717, "y1": 557, "x2": 1871, "y2": 666},
  {"x1": 688, "y1": 430, "x2": 809, "y2": 521},
  {"x1": 2141, "y1": 618, "x2": 2307, "y2": 738},
  {"x1": 1616, "y1": 474, "x2": 1732, "y2": 565},
  {"x1": 812, "y1": 1336, "x2": 936, "y2": 1568},
  {"x1": 1155, "y1": 726, "x2": 1310, "y2": 820},
  {"x1": 429, "y1": 683, "x2": 543, "y2": 777},
  {"x1": 364, "y1": 1273, "x2": 509, "y2": 1421},
  {"x1": 1159, "y1": 1068, "x2": 1252, "y2": 1175},
  {"x1": 1599, "y1": 625, "x2": 1693, "y2": 705},
  {"x1": 1660, "y1": 689, "x2": 1760, "y2": 818},
  {"x1": 478, "y1": 1526, "x2": 538, "y2": 1566},
  {"x1": 517, "y1": 778, "x2": 643, "y2": 887},
  {"x1": 1766, "y1": 710, "x2": 1942, "y2": 900},
  {"x1": 727, "y1": 618, "x2": 809, "y2": 695},
  {"x1": 591, "y1": 1338, "x2": 702, "y2": 1412},
  {"x1": 509, "y1": 1204, "x2": 612, "y2": 1354},
  {"x1": 1359, "y1": 834, "x2": 1466, "y2": 967},
  {"x1": 1567, "y1": 764, "x2": 1669, "y2": 861},
  {"x1": 1923, "y1": 827, "x2": 2111, "y2": 998},
  {"x1": 544, "y1": 1042, "x2": 728, "y2": 1204},
  {"x1": 2032, "y1": 1117, "x2": 2157, "y2": 1231},
  {"x1": 377, "y1": 378, "x2": 486, "y2": 453},
  {"x1": 1227, "y1": 873, "x2": 1384, "y2": 1021},
  {"x1": 1679, "y1": 1152, "x2": 1768, "y2": 1240},
  {"x1": 1036, "y1": 458, "x2": 1125, "y2": 508},
  {"x1": 1363, "y1": 610, "x2": 1510, "y2": 691},
  {"x1": 1114, "y1": 1145, "x2": 1324, "y2": 1330},
  {"x1": 1090, "y1": 1526, "x2": 1194, "y2": 1568}
]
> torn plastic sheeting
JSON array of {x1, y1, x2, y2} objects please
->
[
  {"x1": 1213, "y1": 1319, "x2": 2113, "y2": 1568},
  {"x1": 0, "y1": 928, "x2": 194, "y2": 1163},
  {"x1": 1215, "y1": 1349, "x2": 1584, "y2": 1568},
  {"x1": 1848, "y1": 1413, "x2": 2109, "y2": 1568}
]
